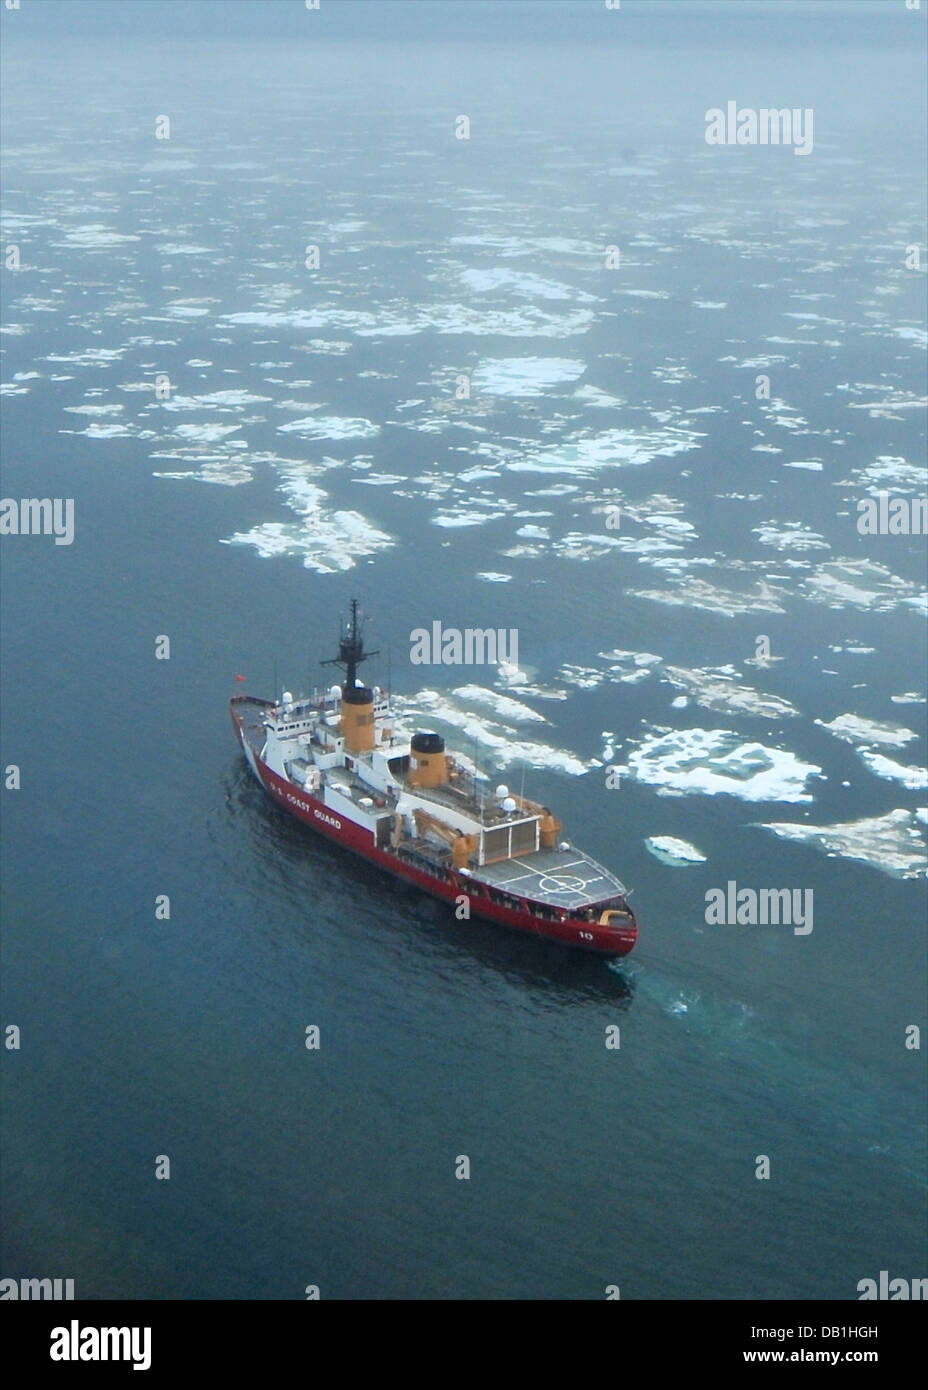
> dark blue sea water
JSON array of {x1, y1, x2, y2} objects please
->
[{"x1": 2, "y1": 5, "x2": 926, "y2": 1300}]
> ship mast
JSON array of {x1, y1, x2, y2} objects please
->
[{"x1": 321, "y1": 598, "x2": 379, "y2": 692}]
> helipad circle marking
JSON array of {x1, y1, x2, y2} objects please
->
[{"x1": 538, "y1": 873, "x2": 587, "y2": 893}]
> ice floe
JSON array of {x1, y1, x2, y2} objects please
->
[
  {"x1": 621, "y1": 728, "x2": 820, "y2": 802},
  {"x1": 857, "y1": 750, "x2": 927, "y2": 790},
  {"x1": 597, "y1": 649, "x2": 662, "y2": 686},
  {"x1": 45, "y1": 348, "x2": 125, "y2": 367},
  {"x1": 838, "y1": 454, "x2": 928, "y2": 494},
  {"x1": 166, "y1": 302, "x2": 212, "y2": 318},
  {"x1": 845, "y1": 394, "x2": 927, "y2": 421},
  {"x1": 558, "y1": 664, "x2": 607, "y2": 690},
  {"x1": 753, "y1": 521, "x2": 829, "y2": 552},
  {"x1": 895, "y1": 327, "x2": 927, "y2": 348},
  {"x1": 759, "y1": 809, "x2": 927, "y2": 879},
  {"x1": 154, "y1": 389, "x2": 272, "y2": 411},
  {"x1": 471, "y1": 357, "x2": 586, "y2": 397},
  {"x1": 645, "y1": 836, "x2": 707, "y2": 866},
  {"x1": 449, "y1": 234, "x2": 600, "y2": 258},
  {"x1": 224, "y1": 303, "x2": 594, "y2": 339},
  {"x1": 431, "y1": 502, "x2": 516, "y2": 528},
  {"x1": 799, "y1": 559, "x2": 927, "y2": 614},
  {"x1": 574, "y1": 384, "x2": 625, "y2": 408},
  {"x1": 172, "y1": 423, "x2": 243, "y2": 443},
  {"x1": 458, "y1": 268, "x2": 596, "y2": 303},
  {"x1": 219, "y1": 463, "x2": 394, "y2": 571},
  {"x1": 815, "y1": 714, "x2": 926, "y2": 787},
  {"x1": 60, "y1": 225, "x2": 140, "y2": 248},
  {"x1": 390, "y1": 690, "x2": 588, "y2": 774},
  {"x1": 222, "y1": 510, "x2": 393, "y2": 573},
  {"x1": 154, "y1": 457, "x2": 254, "y2": 486},
  {"x1": 278, "y1": 415, "x2": 380, "y2": 440},
  {"x1": 507, "y1": 424, "x2": 703, "y2": 476},
  {"x1": 67, "y1": 422, "x2": 133, "y2": 438},
  {"x1": 630, "y1": 576, "x2": 787, "y2": 616},
  {"x1": 662, "y1": 665, "x2": 799, "y2": 719},
  {"x1": 817, "y1": 714, "x2": 919, "y2": 749},
  {"x1": 452, "y1": 686, "x2": 548, "y2": 724}
]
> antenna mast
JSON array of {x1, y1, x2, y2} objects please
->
[{"x1": 320, "y1": 598, "x2": 379, "y2": 691}]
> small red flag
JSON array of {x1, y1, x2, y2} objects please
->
[{"x1": 235, "y1": 674, "x2": 246, "y2": 682}]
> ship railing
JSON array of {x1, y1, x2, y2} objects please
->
[{"x1": 571, "y1": 898, "x2": 634, "y2": 927}]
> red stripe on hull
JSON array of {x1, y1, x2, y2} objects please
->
[{"x1": 231, "y1": 702, "x2": 636, "y2": 957}]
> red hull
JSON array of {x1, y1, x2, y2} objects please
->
[{"x1": 231, "y1": 700, "x2": 637, "y2": 957}]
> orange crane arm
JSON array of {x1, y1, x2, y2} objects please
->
[{"x1": 412, "y1": 809, "x2": 478, "y2": 868}]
